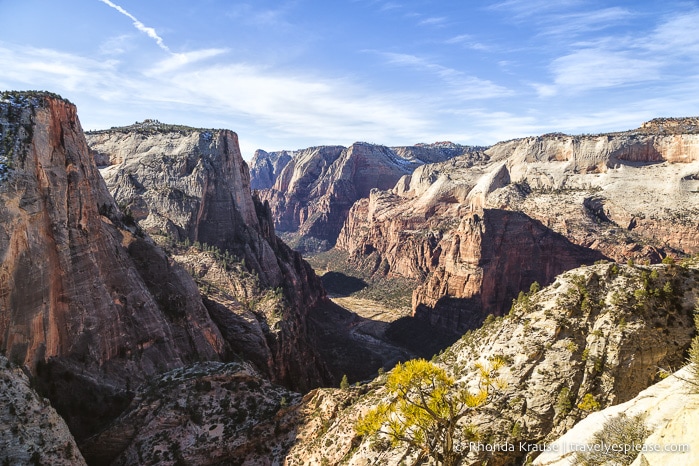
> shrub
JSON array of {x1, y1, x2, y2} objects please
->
[
  {"x1": 556, "y1": 387, "x2": 572, "y2": 415},
  {"x1": 577, "y1": 393, "x2": 600, "y2": 412},
  {"x1": 575, "y1": 412, "x2": 649, "y2": 465}
]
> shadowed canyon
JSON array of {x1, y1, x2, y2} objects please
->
[{"x1": 1, "y1": 92, "x2": 698, "y2": 465}]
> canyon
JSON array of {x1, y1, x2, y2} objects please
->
[
  {"x1": 1, "y1": 91, "x2": 698, "y2": 465},
  {"x1": 252, "y1": 142, "x2": 485, "y2": 253},
  {"x1": 326, "y1": 121, "x2": 699, "y2": 334}
]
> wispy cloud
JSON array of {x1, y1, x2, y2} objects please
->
[
  {"x1": 419, "y1": 17, "x2": 447, "y2": 26},
  {"x1": 373, "y1": 51, "x2": 512, "y2": 99},
  {"x1": 489, "y1": 0, "x2": 581, "y2": 18},
  {"x1": 98, "y1": 0, "x2": 170, "y2": 52},
  {"x1": 380, "y1": 2, "x2": 402, "y2": 12},
  {"x1": 538, "y1": 7, "x2": 634, "y2": 37},
  {"x1": 536, "y1": 9, "x2": 699, "y2": 96},
  {"x1": 148, "y1": 49, "x2": 229, "y2": 74},
  {"x1": 0, "y1": 43, "x2": 433, "y2": 149},
  {"x1": 444, "y1": 34, "x2": 492, "y2": 51},
  {"x1": 644, "y1": 10, "x2": 699, "y2": 54},
  {"x1": 550, "y1": 49, "x2": 659, "y2": 93}
]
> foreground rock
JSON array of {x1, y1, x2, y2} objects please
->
[
  {"x1": 0, "y1": 92, "x2": 226, "y2": 439},
  {"x1": 253, "y1": 142, "x2": 484, "y2": 252},
  {"x1": 80, "y1": 361, "x2": 300, "y2": 465},
  {"x1": 534, "y1": 366, "x2": 699, "y2": 466},
  {"x1": 281, "y1": 261, "x2": 698, "y2": 465},
  {"x1": 0, "y1": 355, "x2": 86, "y2": 466}
]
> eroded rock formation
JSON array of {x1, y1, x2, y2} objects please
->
[
  {"x1": 253, "y1": 142, "x2": 484, "y2": 252},
  {"x1": 338, "y1": 120, "x2": 699, "y2": 333},
  {"x1": 0, "y1": 93, "x2": 226, "y2": 439},
  {"x1": 86, "y1": 121, "x2": 330, "y2": 391}
]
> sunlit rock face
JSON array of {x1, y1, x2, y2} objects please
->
[
  {"x1": 253, "y1": 141, "x2": 483, "y2": 252},
  {"x1": 0, "y1": 93, "x2": 227, "y2": 439},
  {"x1": 86, "y1": 120, "x2": 331, "y2": 392},
  {"x1": 337, "y1": 119, "x2": 699, "y2": 333}
]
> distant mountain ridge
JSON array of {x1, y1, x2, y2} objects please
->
[{"x1": 251, "y1": 141, "x2": 485, "y2": 253}]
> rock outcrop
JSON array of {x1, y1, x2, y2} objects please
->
[
  {"x1": 0, "y1": 93, "x2": 231, "y2": 439},
  {"x1": 534, "y1": 366, "x2": 699, "y2": 466},
  {"x1": 254, "y1": 142, "x2": 483, "y2": 252},
  {"x1": 80, "y1": 361, "x2": 300, "y2": 466},
  {"x1": 337, "y1": 120, "x2": 699, "y2": 333},
  {"x1": 86, "y1": 121, "x2": 331, "y2": 391},
  {"x1": 0, "y1": 355, "x2": 86, "y2": 466}
]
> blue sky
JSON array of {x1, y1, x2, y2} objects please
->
[{"x1": 1, "y1": 1, "x2": 698, "y2": 158}]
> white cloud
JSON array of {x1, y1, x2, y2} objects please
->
[
  {"x1": 373, "y1": 51, "x2": 513, "y2": 100},
  {"x1": 538, "y1": 7, "x2": 634, "y2": 37},
  {"x1": 148, "y1": 49, "x2": 229, "y2": 74},
  {"x1": 539, "y1": 9, "x2": 699, "y2": 95},
  {"x1": 551, "y1": 49, "x2": 660, "y2": 92},
  {"x1": 489, "y1": 0, "x2": 581, "y2": 18},
  {"x1": 419, "y1": 17, "x2": 447, "y2": 26},
  {"x1": 644, "y1": 10, "x2": 699, "y2": 54},
  {"x1": 98, "y1": 0, "x2": 170, "y2": 52},
  {"x1": 0, "y1": 43, "x2": 433, "y2": 148}
]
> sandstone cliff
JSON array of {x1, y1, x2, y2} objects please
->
[
  {"x1": 254, "y1": 142, "x2": 483, "y2": 252},
  {"x1": 0, "y1": 92, "x2": 228, "y2": 439},
  {"x1": 337, "y1": 120, "x2": 699, "y2": 333},
  {"x1": 86, "y1": 121, "x2": 330, "y2": 391}
]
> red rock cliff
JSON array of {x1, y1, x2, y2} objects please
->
[{"x1": 0, "y1": 93, "x2": 227, "y2": 438}]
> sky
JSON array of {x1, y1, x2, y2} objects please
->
[{"x1": 1, "y1": 1, "x2": 699, "y2": 159}]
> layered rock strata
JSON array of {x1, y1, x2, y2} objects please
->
[
  {"x1": 254, "y1": 142, "x2": 484, "y2": 252},
  {"x1": 338, "y1": 120, "x2": 699, "y2": 332},
  {"x1": 86, "y1": 121, "x2": 330, "y2": 391},
  {"x1": 0, "y1": 93, "x2": 226, "y2": 438}
]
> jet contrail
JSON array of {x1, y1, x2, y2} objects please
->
[{"x1": 98, "y1": 0, "x2": 170, "y2": 52}]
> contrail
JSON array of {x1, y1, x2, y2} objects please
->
[{"x1": 98, "y1": 0, "x2": 170, "y2": 52}]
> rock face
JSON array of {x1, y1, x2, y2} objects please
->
[
  {"x1": 534, "y1": 366, "x2": 699, "y2": 466},
  {"x1": 254, "y1": 142, "x2": 483, "y2": 252},
  {"x1": 62, "y1": 261, "x2": 699, "y2": 465},
  {"x1": 0, "y1": 355, "x2": 86, "y2": 466},
  {"x1": 86, "y1": 121, "x2": 331, "y2": 391},
  {"x1": 0, "y1": 93, "x2": 228, "y2": 439},
  {"x1": 338, "y1": 120, "x2": 699, "y2": 333},
  {"x1": 249, "y1": 149, "x2": 292, "y2": 190},
  {"x1": 412, "y1": 209, "x2": 606, "y2": 331},
  {"x1": 80, "y1": 361, "x2": 300, "y2": 466},
  {"x1": 281, "y1": 261, "x2": 699, "y2": 465}
]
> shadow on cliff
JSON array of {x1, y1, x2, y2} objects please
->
[
  {"x1": 306, "y1": 299, "x2": 416, "y2": 384},
  {"x1": 319, "y1": 271, "x2": 368, "y2": 296},
  {"x1": 384, "y1": 314, "x2": 462, "y2": 360}
]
